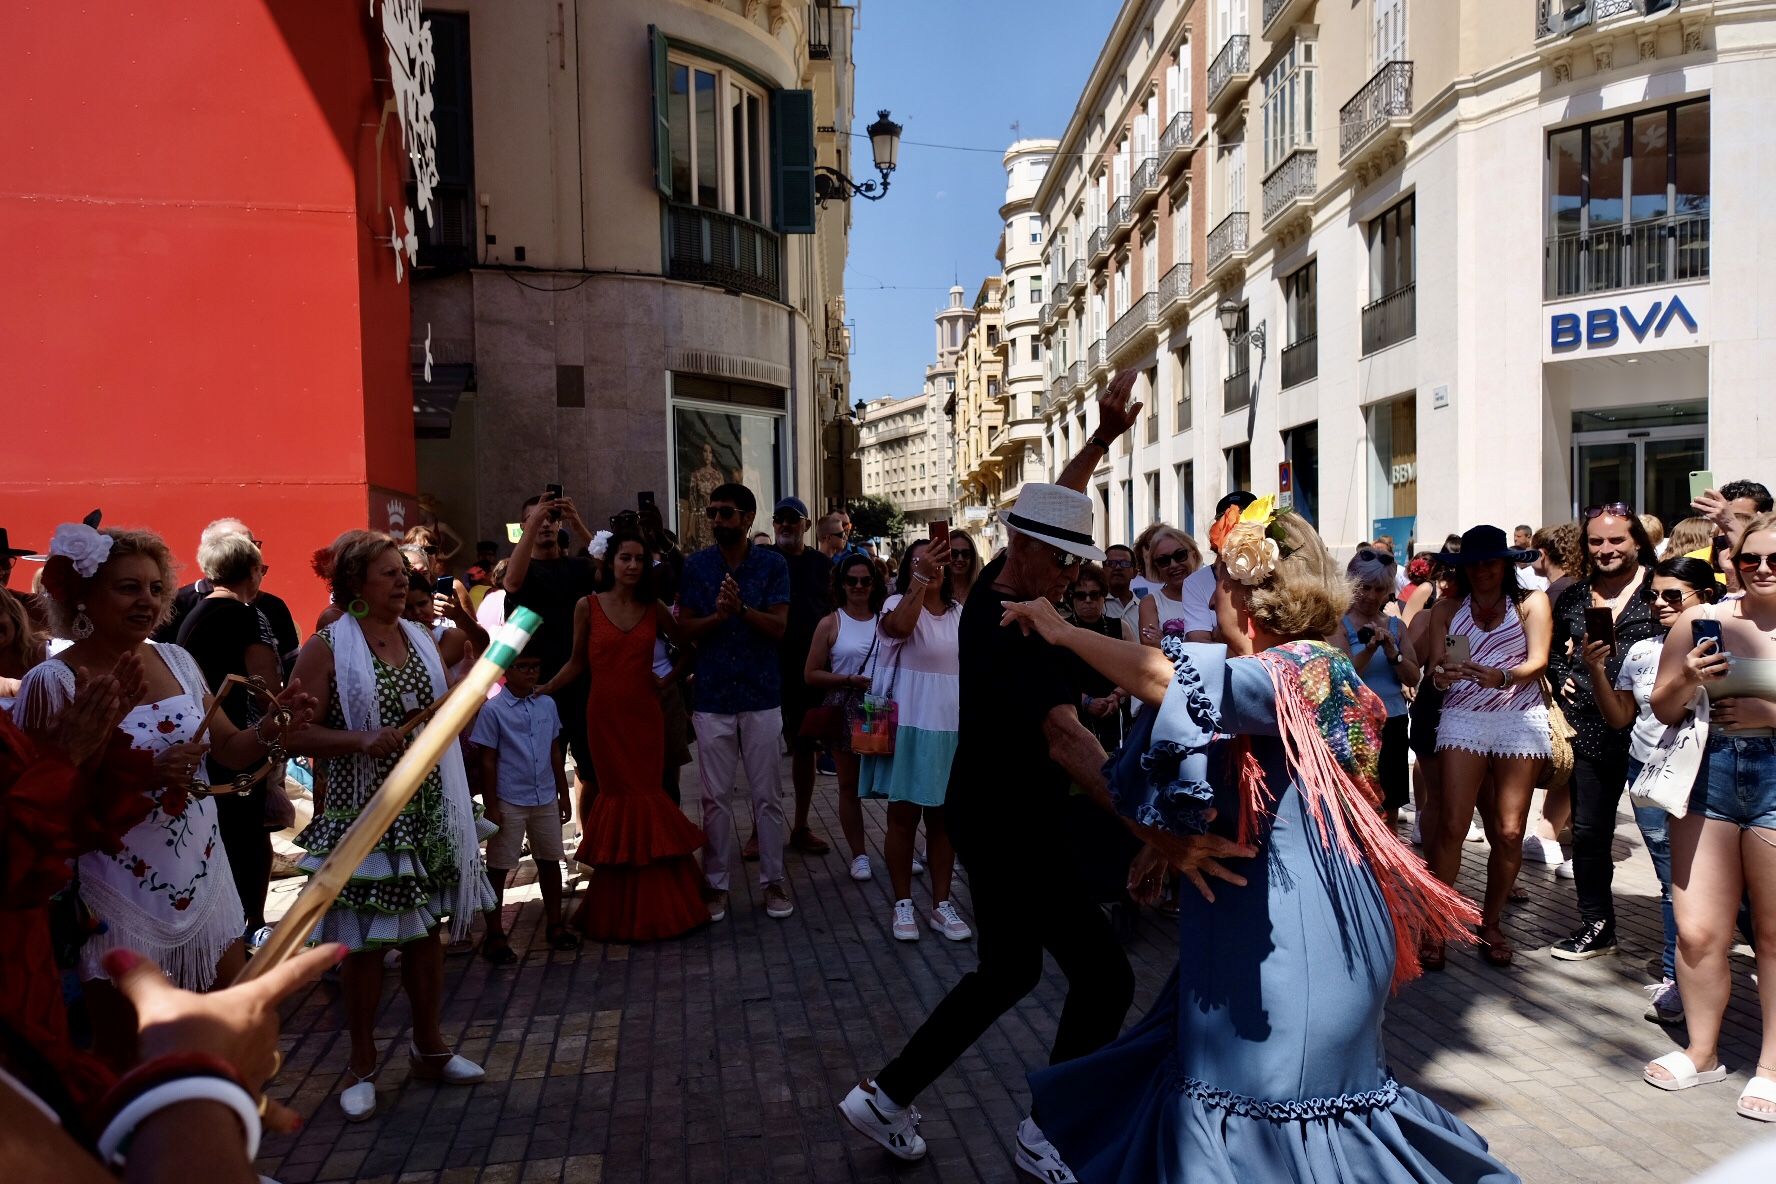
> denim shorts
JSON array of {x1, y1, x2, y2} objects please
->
[{"x1": 1689, "y1": 735, "x2": 1776, "y2": 830}]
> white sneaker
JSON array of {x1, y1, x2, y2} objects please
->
[
  {"x1": 1014, "y1": 1116, "x2": 1078, "y2": 1183},
  {"x1": 837, "y1": 1079, "x2": 927, "y2": 1161},
  {"x1": 339, "y1": 1071, "x2": 377, "y2": 1122},
  {"x1": 849, "y1": 854, "x2": 873, "y2": 882},
  {"x1": 1465, "y1": 819, "x2": 1486, "y2": 843},
  {"x1": 892, "y1": 899, "x2": 920, "y2": 942},
  {"x1": 929, "y1": 901, "x2": 972, "y2": 941},
  {"x1": 1521, "y1": 833, "x2": 1564, "y2": 866},
  {"x1": 1408, "y1": 817, "x2": 1423, "y2": 846},
  {"x1": 911, "y1": 855, "x2": 925, "y2": 876},
  {"x1": 1555, "y1": 858, "x2": 1576, "y2": 880}
]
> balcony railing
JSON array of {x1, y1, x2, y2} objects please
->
[
  {"x1": 1109, "y1": 195, "x2": 1134, "y2": 238},
  {"x1": 1361, "y1": 282, "x2": 1417, "y2": 355},
  {"x1": 1544, "y1": 213, "x2": 1711, "y2": 299},
  {"x1": 1224, "y1": 366, "x2": 1251, "y2": 413},
  {"x1": 1176, "y1": 391, "x2": 1193, "y2": 433},
  {"x1": 1262, "y1": 148, "x2": 1317, "y2": 226},
  {"x1": 1160, "y1": 112, "x2": 1195, "y2": 172},
  {"x1": 666, "y1": 203, "x2": 781, "y2": 302},
  {"x1": 1206, "y1": 212, "x2": 1249, "y2": 275},
  {"x1": 1538, "y1": 0, "x2": 1658, "y2": 40},
  {"x1": 1040, "y1": 300, "x2": 1056, "y2": 330},
  {"x1": 1340, "y1": 61, "x2": 1414, "y2": 160},
  {"x1": 1088, "y1": 337, "x2": 1106, "y2": 375},
  {"x1": 1052, "y1": 369, "x2": 1074, "y2": 406},
  {"x1": 1132, "y1": 156, "x2": 1160, "y2": 204},
  {"x1": 1088, "y1": 226, "x2": 1109, "y2": 265},
  {"x1": 1107, "y1": 291, "x2": 1159, "y2": 358},
  {"x1": 1068, "y1": 359, "x2": 1087, "y2": 389},
  {"x1": 1280, "y1": 333, "x2": 1318, "y2": 389},
  {"x1": 1066, "y1": 259, "x2": 1085, "y2": 296},
  {"x1": 1208, "y1": 35, "x2": 1251, "y2": 109},
  {"x1": 1159, "y1": 262, "x2": 1191, "y2": 312}
]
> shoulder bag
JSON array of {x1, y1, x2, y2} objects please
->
[{"x1": 849, "y1": 628, "x2": 902, "y2": 756}]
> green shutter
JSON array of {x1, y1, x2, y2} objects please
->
[
  {"x1": 772, "y1": 89, "x2": 816, "y2": 234},
  {"x1": 649, "y1": 26, "x2": 672, "y2": 199}
]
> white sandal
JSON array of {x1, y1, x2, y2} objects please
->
[
  {"x1": 1643, "y1": 1050, "x2": 1730, "y2": 1092},
  {"x1": 1737, "y1": 1076, "x2": 1776, "y2": 1122}
]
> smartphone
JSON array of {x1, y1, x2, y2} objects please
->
[
  {"x1": 1357, "y1": 625, "x2": 1376, "y2": 646},
  {"x1": 1692, "y1": 618, "x2": 1724, "y2": 652},
  {"x1": 545, "y1": 482, "x2": 563, "y2": 521},
  {"x1": 638, "y1": 491, "x2": 656, "y2": 513},
  {"x1": 1689, "y1": 470, "x2": 1715, "y2": 502},
  {"x1": 433, "y1": 575, "x2": 455, "y2": 597},
  {"x1": 1445, "y1": 634, "x2": 1472, "y2": 667},
  {"x1": 1583, "y1": 606, "x2": 1617, "y2": 651},
  {"x1": 930, "y1": 520, "x2": 950, "y2": 547}
]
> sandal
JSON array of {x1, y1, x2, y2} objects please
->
[
  {"x1": 479, "y1": 936, "x2": 518, "y2": 965},
  {"x1": 1478, "y1": 928, "x2": 1513, "y2": 968},
  {"x1": 1419, "y1": 937, "x2": 1446, "y2": 973},
  {"x1": 1643, "y1": 1050, "x2": 1730, "y2": 1092},
  {"x1": 1738, "y1": 1076, "x2": 1776, "y2": 1122},
  {"x1": 547, "y1": 925, "x2": 582, "y2": 951}
]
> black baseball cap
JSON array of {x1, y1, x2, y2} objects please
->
[{"x1": 1214, "y1": 491, "x2": 1257, "y2": 518}]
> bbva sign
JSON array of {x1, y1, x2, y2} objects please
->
[{"x1": 1550, "y1": 294, "x2": 1698, "y2": 351}]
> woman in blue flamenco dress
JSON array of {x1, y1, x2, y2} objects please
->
[{"x1": 1000, "y1": 502, "x2": 1517, "y2": 1184}]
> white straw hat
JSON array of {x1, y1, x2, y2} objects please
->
[{"x1": 1003, "y1": 484, "x2": 1105, "y2": 562}]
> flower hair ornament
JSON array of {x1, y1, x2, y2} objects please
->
[
  {"x1": 589, "y1": 530, "x2": 613, "y2": 561},
  {"x1": 49, "y1": 522, "x2": 114, "y2": 578},
  {"x1": 1218, "y1": 495, "x2": 1298, "y2": 587}
]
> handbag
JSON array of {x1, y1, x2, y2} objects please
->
[
  {"x1": 1631, "y1": 691, "x2": 1708, "y2": 818},
  {"x1": 849, "y1": 631, "x2": 903, "y2": 756}
]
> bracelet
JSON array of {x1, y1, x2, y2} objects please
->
[
  {"x1": 909, "y1": 572, "x2": 932, "y2": 586},
  {"x1": 99, "y1": 1052, "x2": 249, "y2": 1117},
  {"x1": 1088, "y1": 433, "x2": 1114, "y2": 450},
  {"x1": 97, "y1": 1075, "x2": 263, "y2": 1166}
]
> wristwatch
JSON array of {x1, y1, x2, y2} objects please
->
[{"x1": 1088, "y1": 433, "x2": 1114, "y2": 450}]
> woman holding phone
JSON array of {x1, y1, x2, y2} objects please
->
[
  {"x1": 1421, "y1": 525, "x2": 1552, "y2": 969},
  {"x1": 1644, "y1": 514, "x2": 1776, "y2": 1120}
]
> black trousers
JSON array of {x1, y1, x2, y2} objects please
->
[
  {"x1": 875, "y1": 812, "x2": 1135, "y2": 1108},
  {"x1": 1570, "y1": 744, "x2": 1630, "y2": 926},
  {"x1": 215, "y1": 786, "x2": 272, "y2": 935}
]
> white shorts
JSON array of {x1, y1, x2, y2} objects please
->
[
  {"x1": 1436, "y1": 706, "x2": 1553, "y2": 761},
  {"x1": 485, "y1": 800, "x2": 567, "y2": 868}
]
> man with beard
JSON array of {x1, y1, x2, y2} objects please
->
[
  {"x1": 1547, "y1": 505, "x2": 1660, "y2": 960},
  {"x1": 679, "y1": 483, "x2": 794, "y2": 922},
  {"x1": 837, "y1": 373, "x2": 1253, "y2": 1180}
]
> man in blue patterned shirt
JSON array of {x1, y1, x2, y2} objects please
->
[{"x1": 679, "y1": 483, "x2": 793, "y2": 923}]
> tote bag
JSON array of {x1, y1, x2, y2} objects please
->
[
  {"x1": 1630, "y1": 689, "x2": 1707, "y2": 817},
  {"x1": 850, "y1": 631, "x2": 903, "y2": 756}
]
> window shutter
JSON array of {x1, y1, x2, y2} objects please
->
[
  {"x1": 648, "y1": 26, "x2": 671, "y2": 199},
  {"x1": 773, "y1": 89, "x2": 816, "y2": 234}
]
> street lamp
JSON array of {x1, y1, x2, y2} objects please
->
[
  {"x1": 815, "y1": 109, "x2": 903, "y2": 206},
  {"x1": 1217, "y1": 298, "x2": 1266, "y2": 356}
]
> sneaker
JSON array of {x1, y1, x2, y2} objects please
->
[
  {"x1": 1465, "y1": 819, "x2": 1486, "y2": 843},
  {"x1": 707, "y1": 891, "x2": 730, "y2": 923},
  {"x1": 742, "y1": 833, "x2": 760, "y2": 862},
  {"x1": 892, "y1": 899, "x2": 920, "y2": 941},
  {"x1": 849, "y1": 854, "x2": 873, "y2": 882},
  {"x1": 1555, "y1": 858, "x2": 1575, "y2": 880},
  {"x1": 1551, "y1": 920, "x2": 1618, "y2": 961},
  {"x1": 1521, "y1": 833, "x2": 1564, "y2": 866},
  {"x1": 929, "y1": 901, "x2": 972, "y2": 941},
  {"x1": 764, "y1": 883, "x2": 795, "y2": 919},
  {"x1": 1014, "y1": 1116, "x2": 1078, "y2": 1183},
  {"x1": 817, "y1": 753, "x2": 838, "y2": 777},
  {"x1": 1644, "y1": 978, "x2": 1685, "y2": 1023},
  {"x1": 837, "y1": 1079, "x2": 927, "y2": 1161},
  {"x1": 911, "y1": 855, "x2": 925, "y2": 876}
]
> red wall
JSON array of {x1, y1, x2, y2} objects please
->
[{"x1": 0, "y1": 1, "x2": 415, "y2": 631}]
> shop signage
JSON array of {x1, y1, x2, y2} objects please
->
[{"x1": 1550, "y1": 294, "x2": 1698, "y2": 352}]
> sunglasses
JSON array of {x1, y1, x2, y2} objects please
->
[
  {"x1": 842, "y1": 575, "x2": 874, "y2": 588},
  {"x1": 1582, "y1": 502, "x2": 1634, "y2": 520},
  {"x1": 1356, "y1": 548, "x2": 1395, "y2": 564},
  {"x1": 1644, "y1": 587, "x2": 1697, "y2": 606},
  {"x1": 1152, "y1": 550, "x2": 1189, "y2": 568},
  {"x1": 1103, "y1": 558, "x2": 1133, "y2": 569},
  {"x1": 250, "y1": 538, "x2": 265, "y2": 549},
  {"x1": 705, "y1": 506, "x2": 740, "y2": 521},
  {"x1": 1072, "y1": 589, "x2": 1105, "y2": 601},
  {"x1": 1734, "y1": 552, "x2": 1776, "y2": 574},
  {"x1": 950, "y1": 548, "x2": 976, "y2": 563},
  {"x1": 1047, "y1": 544, "x2": 1082, "y2": 569},
  {"x1": 772, "y1": 513, "x2": 804, "y2": 526}
]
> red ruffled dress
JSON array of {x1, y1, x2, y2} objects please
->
[{"x1": 572, "y1": 596, "x2": 709, "y2": 942}]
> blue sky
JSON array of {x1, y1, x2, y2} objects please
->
[{"x1": 843, "y1": 1, "x2": 1120, "y2": 403}]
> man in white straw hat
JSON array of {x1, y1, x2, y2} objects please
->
[{"x1": 839, "y1": 373, "x2": 1252, "y2": 1180}]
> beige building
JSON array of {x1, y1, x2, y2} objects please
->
[
  {"x1": 950, "y1": 278, "x2": 1008, "y2": 552},
  {"x1": 856, "y1": 391, "x2": 951, "y2": 528},
  {"x1": 407, "y1": 0, "x2": 861, "y2": 552},
  {"x1": 1039, "y1": 0, "x2": 1768, "y2": 553}
]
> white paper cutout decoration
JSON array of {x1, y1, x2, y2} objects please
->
[
  {"x1": 423, "y1": 322, "x2": 434, "y2": 382},
  {"x1": 380, "y1": 0, "x2": 439, "y2": 227}
]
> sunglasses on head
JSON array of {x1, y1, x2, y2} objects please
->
[
  {"x1": 1734, "y1": 551, "x2": 1776, "y2": 574},
  {"x1": 250, "y1": 537, "x2": 265, "y2": 549},
  {"x1": 1582, "y1": 502, "x2": 1634, "y2": 520},
  {"x1": 705, "y1": 506, "x2": 740, "y2": 521},
  {"x1": 1152, "y1": 549, "x2": 1189, "y2": 568},
  {"x1": 1356, "y1": 547, "x2": 1395, "y2": 564}
]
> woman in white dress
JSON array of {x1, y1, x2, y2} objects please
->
[{"x1": 16, "y1": 524, "x2": 310, "y2": 1061}]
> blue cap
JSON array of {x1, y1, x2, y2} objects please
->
[{"x1": 773, "y1": 496, "x2": 810, "y2": 520}]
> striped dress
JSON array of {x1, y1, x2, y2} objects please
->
[
  {"x1": 1435, "y1": 596, "x2": 1551, "y2": 759},
  {"x1": 858, "y1": 594, "x2": 961, "y2": 807}
]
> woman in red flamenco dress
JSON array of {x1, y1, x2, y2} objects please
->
[{"x1": 543, "y1": 530, "x2": 708, "y2": 941}]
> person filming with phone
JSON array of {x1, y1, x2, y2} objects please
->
[{"x1": 1643, "y1": 512, "x2": 1776, "y2": 1118}]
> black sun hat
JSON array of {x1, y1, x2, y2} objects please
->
[
  {"x1": 1436, "y1": 524, "x2": 1539, "y2": 567},
  {"x1": 0, "y1": 529, "x2": 37, "y2": 559}
]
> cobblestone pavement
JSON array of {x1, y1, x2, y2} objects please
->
[{"x1": 255, "y1": 764, "x2": 1768, "y2": 1184}]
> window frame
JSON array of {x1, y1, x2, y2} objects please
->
[
  {"x1": 665, "y1": 50, "x2": 773, "y2": 225},
  {"x1": 1262, "y1": 40, "x2": 1316, "y2": 175}
]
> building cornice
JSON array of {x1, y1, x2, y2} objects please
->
[{"x1": 1031, "y1": 0, "x2": 1167, "y2": 212}]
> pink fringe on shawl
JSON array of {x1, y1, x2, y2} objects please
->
[{"x1": 1242, "y1": 649, "x2": 1481, "y2": 989}]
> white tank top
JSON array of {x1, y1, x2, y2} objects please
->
[{"x1": 830, "y1": 610, "x2": 877, "y2": 677}]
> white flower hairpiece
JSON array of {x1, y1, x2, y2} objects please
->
[
  {"x1": 589, "y1": 530, "x2": 613, "y2": 561},
  {"x1": 49, "y1": 522, "x2": 114, "y2": 578}
]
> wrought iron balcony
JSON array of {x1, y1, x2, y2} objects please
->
[
  {"x1": 1087, "y1": 225, "x2": 1109, "y2": 266},
  {"x1": 665, "y1": 203, "x2": 782, "y2": 302},
  {"x1": 1068, "y1": 359, "x2": 1086, "y2": 389},
  {"x1": 1545, "y1": 213, "x2": 1710, "y2": 299},
  {"x1": 1107, "y1": 291, "x2": 1158, "y2": 359},
  {"x1": 1109, "y1": 195, "x2": 1134, "y2": 242},
  {"x1": 1087, "y1": 337, "x2": 1106, "y2": 376},
  {"x1": 1340, "y1": 61, "x2": 1414, "y2": 162},
  {"x1": 1224, "y1": 366, "x2": 1251, "y2": 413},
  {"x1": 1361, "y1": 283, "x2": 1416, "y2": 356},
  {"x1": 1066, "y1": 259, "x2": 1085, "y2": 297},
  {"x1": 1280, "y1": 333, "x2": 1317, "y2": 389},
  {"x1": 1208, "y1": 35, "x2": 1251, "y2": 111},
  {"x1": 1159, "y1": 262, "x2": 1191, "y2": 314},
  {"x1": 1264, "y1": 0, "x2": 1314, "y2": 34},
  {"x1": 1051, "y1": 369, "x2": 1074, "y2": 407},
  {"x1": 1205, "y1": 212, "x2": 1250, "y2": 277},
  {"x1": 1040, "y1": 300, "x2": 1055, "y2": 331},
  {"x1": 1538, "y1": 0, "x2": 1662, "y2": 40},
  {"x1": 1131, "y1": 156, "x2": 1161, "y2": 210},
  {"x1": 1261, "y1": 147, "x2": 1317, "y2": 227},
  {"x1": 1160, "y1": 112, "x2": 1195, "y2": 174}
]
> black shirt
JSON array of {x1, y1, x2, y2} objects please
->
[
  {"x1": 1548, "y1": 572, "x2": 1660, "y2": 764},
  {"x1": 175, "y1": 598, "x2": 272, "y2": 779},
  {"x1": 159, "y1": 581, "x2": 297, "y2": 663},
  {"x1": 765, "y1": 543, "x2": 834, "y2": 660},
  {"x1": 946, "y1": 555, "x2": 1079, "y2": 835},
  {"x1": 506, "y1": 557, "x2": 599, "y2": 680}
]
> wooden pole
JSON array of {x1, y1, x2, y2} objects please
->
[{"x1": 237, "y1": 608, "x2": 541, "y2": 981}]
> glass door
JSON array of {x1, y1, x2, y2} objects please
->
[{"x1": 1571, "y1": 427, "x2": 1705, "y2": 531}]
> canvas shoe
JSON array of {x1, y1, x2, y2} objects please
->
[
  {"x1": 892, "y1": 899, "x2": 920, "y2": 942},
  {"x1": 838, "y1": 1079, "x2": 926, "y2": 1161},
  {"x1": 1014, "y1": 1116, "x2": 1078, "y2": 1183}
]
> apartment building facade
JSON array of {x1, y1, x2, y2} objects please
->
[
  {"x1": 856, "y1": 390, "x2": 951, "y2": 527},
  {"x1": 1039, "y1": 0, "x2": 1772, "y2": 554},
  {"x1": 951, "y1": 278, "x2": 1009, "y2": 552},
  {"x1": 409, "y1": 0, "x2": 860, "y2": 553}
]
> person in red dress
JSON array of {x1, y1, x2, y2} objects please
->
[{"x1": 542, "y1": 530, "x2": 708, "y2": 941}]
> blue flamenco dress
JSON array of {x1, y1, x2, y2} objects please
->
[{"x1": 1030, "y1": 640, "x2": 1518, "y2": 1184}]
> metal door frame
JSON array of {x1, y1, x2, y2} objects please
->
[{"x1": 1569, "y1": 424, "x2": 1705, "y2": 518}]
